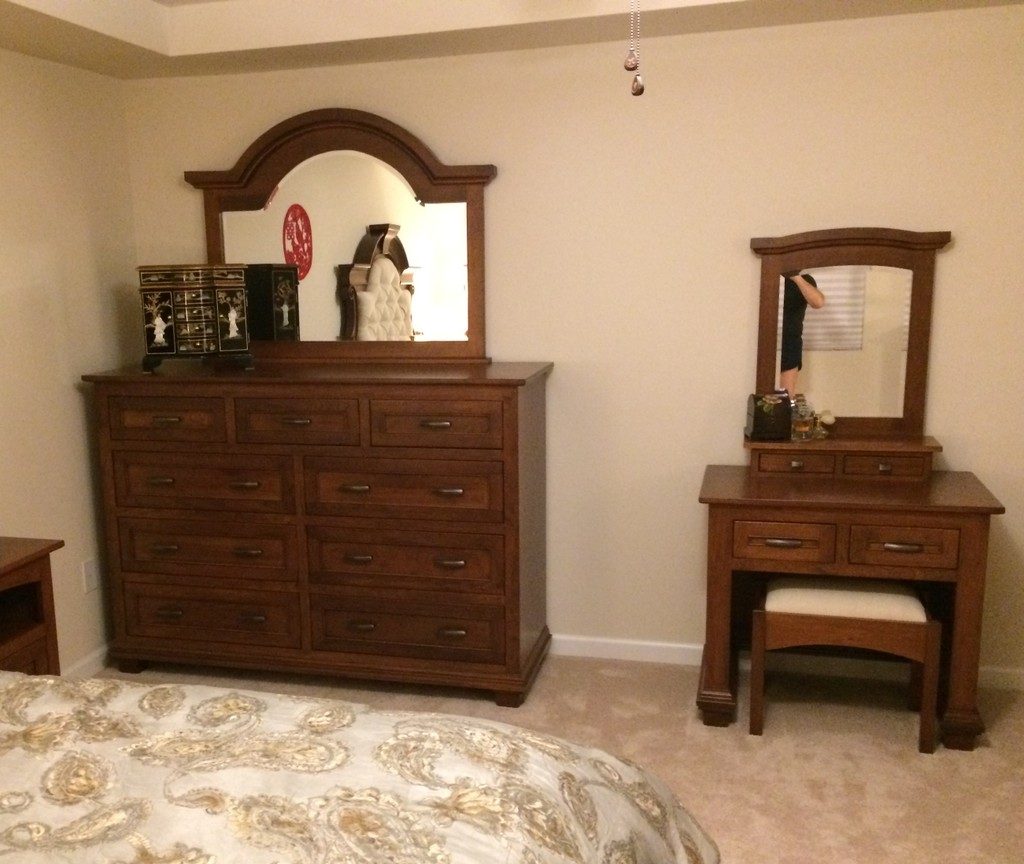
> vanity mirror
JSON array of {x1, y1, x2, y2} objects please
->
[
  {"x1": 184, "y1": 108, "x2": 496, "y2": 362},
  {"x1": 752, "y1": 227, "x2": 951, "y2": 438}
]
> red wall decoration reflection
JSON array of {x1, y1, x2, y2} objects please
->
[{"x1": 282, "y1": 204, "x2": 312, "y2": 280}]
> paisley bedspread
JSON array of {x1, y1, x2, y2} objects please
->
[{"x1": 0, "y1": 671, "x2": 718, "y2": 864}]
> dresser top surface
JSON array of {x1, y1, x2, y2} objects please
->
[{"x1": 699, "y1": 464, "x2": 1005, "y2": 514}]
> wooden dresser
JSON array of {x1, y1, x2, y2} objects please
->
[
  {"x1": 83, "y1": 361, "x2": 551, "y2": 705},
  {"x1": 0, "y1": 537, "x2": 62, "y2": 675}
]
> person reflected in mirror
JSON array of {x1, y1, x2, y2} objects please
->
[{"x1": 779, "y1": 272, "x2": 825, "y2": 399}]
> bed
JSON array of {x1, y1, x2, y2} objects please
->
[{"x1": 0, "y1": 671, "x2": 719, "y2": 863}]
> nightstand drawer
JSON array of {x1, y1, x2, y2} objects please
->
[
  {"x1": 849, "y1": 525, "x2": 960, "y2": 569},
  {"x1": 370, "y1": 399, "x2": 503, "y2": 449},
  {"x1": 842, "y1": 455, "x2": 930, "y2": 480},
  {"x1": 304, "y1": 458, "x2": 503, "y2": 522},
  {"x1": 754, "y1": 452, "x2": 836, "y2": 475},
  {"x1": 310, "y1": 594, "x2": 504, "y2": 664},
  {"x1": 113, "y1": 452, "x2": 294, "y2": 513},
  {"x1": 109, "y1": 396, "x2": 227, "y2": 442},
  {"x1": 235, "y1": 397, "x2": 360, "y2": 445},
  {"x1": 733, "y1": 520, "x2": 837, "y2": 563},
  {"x1": 125, "y1": 585, "x2": 300, "y2": 648}
]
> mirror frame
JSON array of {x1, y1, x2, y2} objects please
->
[
  {"x1": 751, "y1": 227, "x2": 951, "y2": 438},
  {"x1": 184, "y1": 108, "x2": 496, "y2": 362}
]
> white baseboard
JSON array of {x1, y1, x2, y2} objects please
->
[{"x1": 62, "y1": 645, "x2": 108, "y2": 679}]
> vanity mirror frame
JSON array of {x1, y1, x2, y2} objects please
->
[
  {"x1": 184, "y1": 108, "x2": 497, "y2": 363},
  {"x1": 751, "y1": 227, "x2": 951, "y2": 439}
]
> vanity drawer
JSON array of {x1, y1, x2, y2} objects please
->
[
  {"x1": 310, "y1": 594, "x2": 505, "y2": 664},
  {"x1": 235, "y1": 397, "x2": 360, "y2": 445},
  {"x1": 113, "y1": 452, "x2": 294, "y2": 513},
  {"x1": 119, "y1": 517, "x2": 297, "y2": 581},
  {"x1": 754, "y1": 451, "x2": 836, "y2": 475},
  {"x1": 841, "y1": 454, "x2": 930, "y2": 480},
  {"x1": 307, "y1": 527, "x2": 503, "y2": 594},
  {"x1": 370, "y1": 399, "x2": 503, "y2": 449},
  {"x1": 108, "y1": 396, "x2": 227, "y2": 442},
  {"x1": 849, "y1": 525, "x2": 960, "y2": 569},
  {"x1": 304, "y1": 457, "x2": 503, "y2": 522},
  {"x1": 733, "y1": 520, "x2": 837, "y2": 563},
  {"x1": 124, "y1": 584, "x2": 301, "y2": 648}
]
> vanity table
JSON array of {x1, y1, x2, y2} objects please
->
[
  {"x1": 697, "y1": 228, "x2": 1005, "y2": 749},
  {"x1": 85, "y1": 110, "x2": 552, "y2": 706}
]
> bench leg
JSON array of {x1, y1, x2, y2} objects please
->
[
  {"x1": 919, "y1": 621, "x2": 941, "y2": 754},
  {"x1": 749, "y1": 610, "x2": 766, "y2": 736}
]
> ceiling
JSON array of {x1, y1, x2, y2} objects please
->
[{"x1": 1, "y1": 0, "x2": 1020, "y2": 79}]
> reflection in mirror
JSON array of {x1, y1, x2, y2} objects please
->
[
  {"x1": 223, "y1": 151, "x2": 468, "y2": 342},
  {"x1": 775, "y1": 265, "x2": 912, "y2": 417}
]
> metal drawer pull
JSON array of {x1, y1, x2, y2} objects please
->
[
  {"x1": 281, "y1": 417, "x2": 312, "y2": 426},
  {"x1": 344, "y1": 554, "x2": 374, "y2": 564},
  {"x1": 434, "y1": 487, "x2": 465, "y2": 497},
  {"x1": 877, "y1": 462, "x2": 893, "y2": 474},
  {"x1": 233, "y1": 547, "x2": 264, "y2": 558},
  {"x1": 341, "y1": 484, "x2": 371, "y2": 494},
  {"x1": 438, "y1": 627, "x2": 468, "y2": 639},
  {"x1": 348, "y1": 620, "x2": 377, "y2": 633},
  {"x1": 149, "y1": 543, "x2": 180, "y2": 554},
  {"x1": 789, "y1": 460, "x2": 804, "y2": 470},
  {"x1": 152, "y1": 415, "x2": 183, "y2": 425},
  {"x1": 434, "y1": 558, "x2": 467, "y2": 569},
  {"x1": 155, "y1": 607, "x2": 184, "y2": 620},
  {"x1": 882, "y1": 542, "x2": 925, "y2": 554},
  {"x1": 147, "y1": 476, "x2": 175, "y2": 486},
  {"x1": 420, "y1": 419, "x2": 453, "y2": 429},
  {"x1": 239, "y1": 613, "x2": 267, "y2": 624},
  {"x1": 765, "y1": 538, "x2": 803, "y2": 549},
  {"x1": 229, "y1": 480, "x2": 261, "y2": 490}
]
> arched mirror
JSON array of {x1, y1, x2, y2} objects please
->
[
  {"x1": 184, "y1": 109, "x2": 496, "y2": 362},
  {"x1": 752, "y1": 227, "x2": 951, "y2": 438}
]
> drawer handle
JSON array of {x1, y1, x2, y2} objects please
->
[
  {"x1": 348, "y1": 620, "x2": 377, "y2": 633},
  {"x1": 229, "y1": 480, "x2": 261, "y2": 490},
  {"x1": 877, "y1": 462, "x2": 893, "y2": 474},
  {"x1": 344, "y1": 554, "x2": 374, "y2": 565},
  {"x1": 765, "y1": 538, "x2": 803, "y2": 549},
  {"x1": 155, "y1": 606, "x2": 184, "y2": 620},
  {"x1": 149, "y1": 543, "x2": 180, "y2": 554},
  {"x1": 789, "y1": 460, "x2": 804, "y2": 471},
  {"x1": 438, "y1": 627, "x2": 468, "y2": 639},
  {"x1": 882, "y1": 542, "x2": 925, "y2": 554},
  {"x1": 239, "y1": 613, "x2": 267, "y2": 625},
  {"x1": 152, "y1": 415, "x2": 183, "y2": 426},
  {"x1": 147, "y1": 476, "x2": 175, "y2": 486},
  {"x1": 281, "y1": 417, "x2": 312, "y2": 426},
  {"x1": 233, "y1": 547, "x2": 264, "y2": 558},
  {"x1": 420, "y1": 419, "x2": 453, "y2": 430},
  {"x1": 434, "y1": 558, "x2": 467, "y2": 570},
  {"x1": 341, "y1": 484, "x2": 371, "y2": 494},
  {"x1": 434, "y1": 487, "x2": 465, "y2": 498}
]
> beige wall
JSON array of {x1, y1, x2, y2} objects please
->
[
  {"x1": 0, "y1": 48, "x2": 136, "y2": 670},
  {"x1": 5, "y1": 4, "x2": 1023, "y2": 678}
]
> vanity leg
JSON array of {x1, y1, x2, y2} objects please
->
[{"x1": 697, "y1": 507, "x2": 737, "y2": 725}]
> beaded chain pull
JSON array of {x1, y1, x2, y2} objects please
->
[{"x1": 624, "y1": 0, "x2": 644, "y2": 95}]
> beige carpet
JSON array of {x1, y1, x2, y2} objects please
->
[{"x1": 99, "y1": 656, "x2": 1024, "y2": 863}]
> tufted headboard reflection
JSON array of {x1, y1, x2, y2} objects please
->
[{"x1": 337, "y1": 223, "x2": 415, "y2": 341}]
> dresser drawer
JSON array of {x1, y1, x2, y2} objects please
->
[
  {"x1": 108, "y1": 396, "x2": 227, "y2": 442},
  {"x1": 124, "y1": 584, "x2": 300, "y2": 648},
  {"x1": 119, "y1": 518, "x2": 297, "y2": 581},
  {"x1": 304, "y1": 458, "x2": 503, "y2": 522},
  {"x1": 113, "y1": 452, "x2": 294, "y2": 513},
  {"x1": 310, "y1": 594, "x2": 504, "y2": 663},
  {"x1": 849, "y1": 525, "x2": 960, "y2": 569},
  {"x1": 235, "y1": 397, "x2": 360, "y2": 445},
  {"x1": 370, "y1": 399, "x2": 503, "y2": 449},
  {"x1": 733, "y1": 520, "x2": 837, "y2": 563},
  {"x1": 841, "y1": 454, "x2": 929, "y2": 480},
  {"x1": 307, "y1": 527, "x2": 503, "y2": 594},
  {"x1": 754, "y1": 451, "x2": 836, "y2": 475}
]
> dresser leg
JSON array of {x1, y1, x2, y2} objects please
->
[
  {"x1": 117, "y1": 658, "x2": 149, "y2": 674},
  {"x1": 940, "y1": 711, "x2": 985, "y2": 751},
  {"x1": 494, "y1": 690, "x2": 525, "y2": 708}
]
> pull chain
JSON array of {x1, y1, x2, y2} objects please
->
[{"x1": 624, "y1": 0, "x2": 644, "y2": 95}]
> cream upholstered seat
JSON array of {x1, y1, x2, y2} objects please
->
[
  {"x1": 354, "y1": 255, "x2": 413, "y2": 341},
  {"x1": 750, "y1": 577, "x2": 941, "y2": 753}
]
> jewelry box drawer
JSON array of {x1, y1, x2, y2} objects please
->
[
  {"x1": 848, "y1": 525, "x2": 960, "y2": 569},
  {"x1": 310, "y1": 594, "x2": 505, "y2": 663},
  {"x1": 370, "y1": 399, "x2": 503, "y2": 449},
  {"x1": 124, "y1": 584, "x2": 301, "y2": 648},
  {"x1": 235, "y1": 397, "x2": 360, "y2": 445},
  {"x1": 108, "y1": 396, "x2": 227, "y2": 442},
  {"x1": 753, "y1": 452, "x2": 836, "y2": 475},
  {"x1": 113, "y1": 452, "x2": 294, "y2": 513},
  {"x1": 304, "y1": 457, "x2": 503, "y2": 522},
  {"x1": 307, "y1": 527, "x2": 503, "y2": 594},
  {"x1": 841, "y1": 454, "x2": 930, "y2": 480},
  {"x1": 119, "y1": 517, "x2": 297, "y2": 581},
  {"x1": 733, "y1": 520, "x2": 837, "y2": 563}
]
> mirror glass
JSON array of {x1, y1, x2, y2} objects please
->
[
  {"x1": 223, "y1": 151, "x2": 469, "y2": 342},
  {"x1": 775, "y1": 265, "x2": 912, "y2": 417}
]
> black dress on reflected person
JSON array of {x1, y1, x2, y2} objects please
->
[{"x1": 780, "y1": 278, "x2": 807, "y2": 373}]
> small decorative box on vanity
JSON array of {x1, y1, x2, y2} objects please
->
[{"x1": 139, "y1": 264, "x2": 251, "y2": 371}]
